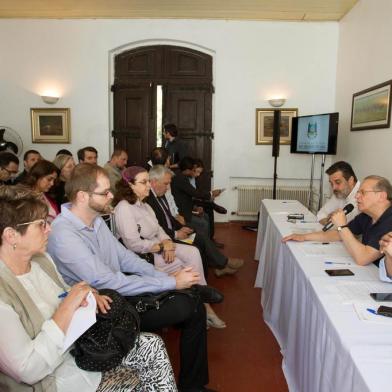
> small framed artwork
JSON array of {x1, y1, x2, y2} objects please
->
[
  {"x1": 31, "y1": 108, "x2": 71, "y2": 143},
  {"x1": 256, "y1": 108, "x2": 298, "y2": 145},
  {"x1": 351, "y1": 80, "x2": 392, "y2": 131}
]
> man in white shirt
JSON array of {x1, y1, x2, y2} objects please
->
[{"x1": 317, "y1": 161, "x2": 360, "y2": 225}]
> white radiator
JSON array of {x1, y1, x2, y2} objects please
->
[{"x1": 235, "y1": 185, "x2": 309, "y2": 216}]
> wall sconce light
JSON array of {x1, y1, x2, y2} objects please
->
[
  {"x1": 41, "y1": 95, "x2": 60, "y2": 104},
  {"x1": 268, "y1": 98, "x2": 286, "y2": 108}
]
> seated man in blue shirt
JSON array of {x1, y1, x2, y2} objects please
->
[
  {"x1": 283, "y1": 175, "x2": 392, "y2": 266},
  {"x1": 47, "y1": 163, "x2": 212, "y2": 392}
]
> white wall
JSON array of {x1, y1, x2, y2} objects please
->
[
  {"x1": 335, "y1": 0, "x2": 392, "y2": 180},
  {"x1": 0, "y1": 19, "x2": 338, "y2": 219}
]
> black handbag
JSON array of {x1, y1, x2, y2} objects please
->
[
  {"x1": 127, "y1": 285, "x2": 223, "y2": 313},
  {"x1": 71, "y1": 288, "x2": 140, "y2": 372}
]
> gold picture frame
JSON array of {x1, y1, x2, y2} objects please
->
[
  {"x1": 256, "y1": 108, "x2": 298, "y2": 145},
  {"x1": 351, "y1": 80, "x2": 392, "y2": 131},
  {"x1": 31, "y1": 108, "x2": 71, "y2": 143}
]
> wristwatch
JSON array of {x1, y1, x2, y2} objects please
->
[{"x1": 337, "y1": 225, "x2": 348, "y2": 232}]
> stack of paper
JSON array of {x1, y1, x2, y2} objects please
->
[
  {"x1": 62, "y1": 291, "x2": 97, "y2": 352},
  {"x1": 353, "y1": 303, "x2": 392, "y2": 324},
  {"x1": 299, "y1": 242, "x2": 350, "y2": 257},
  {"x1": 334, "y1": 281, "x2": 392, "y2": 304}
]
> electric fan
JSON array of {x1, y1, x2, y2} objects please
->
[{"x1": 0, "y1": 126, "x2": 24, "y2": 157}]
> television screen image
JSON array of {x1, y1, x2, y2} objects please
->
[{"x1": 291, "y1": 112, "x2": 339, "y2": 155}]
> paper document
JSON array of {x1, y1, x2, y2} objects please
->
[
  {"x1": 353, "y1": 303, "x2": 392, "y2": 324},
  {"x1": 334, "y1": 281, "x2": 392, "y2": 304},
  {"x1": 299, "y1": 242, "x2": 351, "y2": 257},
  {"x1": 179, "y1": 232, "x2": 196, "y2": 245},
  {"x1": 62, "y1": 291, "x2": 97, "y2": 352}
]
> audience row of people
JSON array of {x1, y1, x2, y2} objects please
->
[{"x1": 0, "y1": 140, "x2": 240, "y2": 392}]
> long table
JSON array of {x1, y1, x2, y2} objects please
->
[{"x1": 254, "y1": 199, "x2": 392, "y2": 392}]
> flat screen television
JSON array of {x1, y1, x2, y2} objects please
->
[{"x1": 290, "y1": 112, "x2": 339, "y2": 154}]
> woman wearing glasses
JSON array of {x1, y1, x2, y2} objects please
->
[
  {"x1": 0, "y1": 186, "x2": 176, "y2": 391},
  {"x1": 113, "y1": 166, "x2": 226, "y2": 329}
]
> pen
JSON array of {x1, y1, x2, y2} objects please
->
[
  {"x1": 58, "y1": 290, "x2": 69, "y2": 299},
  {"x1": 310, "y1": 242, "x2": 330, "y2": 245},
  {"x1": 300, "y1": 220, "x2": 316, "y2": 223},
  {"x1": 325, "y1": 261, "x2": 351, "y2": 265},
  {"x1": 366, "y1": 308, "x2": 378, "y2": 315}
]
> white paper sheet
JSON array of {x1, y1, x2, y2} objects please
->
[
  {"x1": 299, "y1": 242, "x2": 351, "y2": 257},
  {"x1": 353, "y1": 302, "x2": 392, "y2": 324},
  {"x1": 62, "y1": 291, "x2": 97, "y2": 352},
  {"x1": 334, "y1": 281, "x2": 392, "y2": 304}
]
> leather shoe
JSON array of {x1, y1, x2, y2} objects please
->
[
  {"x1": 192, "y1": 284, "x2": 224, "y2": 304},
  {"x1": 212, "y1": 203, "x2": 227, "y2": 214}
]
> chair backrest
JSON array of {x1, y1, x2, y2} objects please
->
[{"x1": 101, "y1": 213, "x2": 117, "y2": 237}]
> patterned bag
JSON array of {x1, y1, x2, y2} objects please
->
[{"x1": 71, "y1": 288, "x2": 140, "y2": 372}]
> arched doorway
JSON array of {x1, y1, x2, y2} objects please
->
[{"x1": 111, "y1": 45, "x2": 213, "y2": 178}]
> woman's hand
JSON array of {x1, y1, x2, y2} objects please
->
[
  {"x1": 93, "y1": 293, "x2": 112, "y2": 314},
  {"x1": 150, "y1": 243, "x2": 161, "y2": 253},
  {"x1": 53, "y1": 281, "x2": 92, "y2": 333},
  {"x1": 61, "y1": 282, "x2": 92, "y2": 311},
  {"x1": 161, "y1": 240, "x2": 175, "y2": 263}
]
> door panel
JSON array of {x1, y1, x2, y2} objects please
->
[
  {"x1": 164, "y1": 86, "x2": 212, "y2": 172},
  {"x1": 112, "y1": 86, "x2": 155, "y2": 165},
  {"x1": 113, "y1": 45, "x2": 213, "y2": 171}
]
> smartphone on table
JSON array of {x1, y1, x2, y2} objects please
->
[
  {"x1": 325, "y1": 269, "x2": 354, "y2": 276},
  {"x1": 370, "y1": 293, "x2": 392, "y2": 301}
]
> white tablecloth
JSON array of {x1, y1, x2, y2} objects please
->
[{"x1": 254, "y1": 199, "x2": 392, "y2": 392}]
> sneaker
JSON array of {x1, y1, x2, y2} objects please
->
[
  {"x1": 214, "y1": 266, "x2": 238, "y2": 277},
  {"x1": 227, "y1": 258, "x2": 244, "y2": 270}
]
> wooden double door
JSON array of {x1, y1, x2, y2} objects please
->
[{"x1": 112, "y1": 45, "x2": 214, "y2": 175}]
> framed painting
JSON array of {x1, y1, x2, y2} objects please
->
[
  {"x1": 31, "y1": 108, "x2": 71, "y2": 143},
  {"x1": 256, "y1": 108, "x2": 298, "y2": 145},
  {"x1": 351, "y1": 80, "x2": 392, "y2": 131}
]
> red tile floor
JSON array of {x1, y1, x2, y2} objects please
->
[{"x1": 162, "y1": 222, "x2": 288, "y2": 391}]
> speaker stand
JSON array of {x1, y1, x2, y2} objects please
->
[
  {"x1": 318, "y1": 154, "x2": 326, "y2": 210},
  {"x1": 308, "y1": 154, "x2": 316, "y2": 210}
]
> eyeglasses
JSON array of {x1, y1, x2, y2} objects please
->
[
  {"x1": 89, "y1": 190, "x2": 112, "y2": 197},
  {"x1": 16, "y1": 218, "x2": 48, "y2": 230},
  {"x1": 356, "y1": 190, "x2": 382, "y2": 196},
  {"x1": 1, "y1": 166, "x2": 18, "y2": 175},
  {"x1": 135, "y1": 180, "x2": 150, "y2": 185}
]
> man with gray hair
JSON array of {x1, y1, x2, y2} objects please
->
[
  {"x1": 147, "y1": 165, "x2": 244, "y2": 277},
  {"x1": 283, "y1": 175, "x2": 392, "y2": 266}
]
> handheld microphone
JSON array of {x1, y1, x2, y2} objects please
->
[{"x1": 322, "y1": 203, "x2": 354, "y2": 232}]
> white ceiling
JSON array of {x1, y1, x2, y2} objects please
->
[{"x1": 0, "y1": 0, "x2": 358, "y2": 21}]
